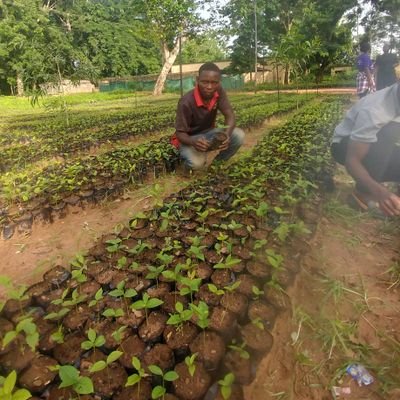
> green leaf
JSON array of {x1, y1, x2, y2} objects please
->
[
  {"x1": 126, "y1": 374, "x2": 140, "y2": 387},
  {"x1": 25, "y1": 332, "x2": 39, "y2": 351},
  {"x1": 2, "y1": 331, "x2": 17, "y2": 349},
  {"x1": 59, "y1": 365, "x2": 79, "y2": 387},
  {"x1": 221, "y1": 385, "x2": 232, "y2": 400},
  {"x1": 131, "y1": 356, "x2": 141, "y2": 370},
  {"x1": 89, "y1": 360, "x2": 106, "y2": 373},
  {"x1": 147, "y1": 298, "x2": 163, "y2": 308},
  {"x1": 151, "y1": 385, "x2": 166, "y2": 399},
  {"x1": 107, "y1": 351, "x2": 123, "y2": 364},
  {"x1": 164, "y1": 370, "x2": 179, "y2": 382},
  {"x1": 148, "y1": 365, "x2": 163, "y2": 376},
  {"x1": 87, "y1": 328, "x2": 96, "y2": 343},
  {"x1": 3, "y1": 370, "x2": 17, "y2": 395},
  {"x1": 12, "y1": 388, "x2": 32, "y2": 400},
  {"x1": 81, "y1": 341, "x2": 93, "y2": 350},
  {"x1": 74, "y1": 376, "x2": 94, "y2": 395},
  {"x1": 167, "y1": 315, "x2": 181, "y2": 325},
  {"x1": 94, "y1": 335, "x2": 106, "y2": 347}
]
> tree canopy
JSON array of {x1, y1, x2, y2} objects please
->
[{"x1": 0, "y1": 0, "x2": 398, "y2": 94}]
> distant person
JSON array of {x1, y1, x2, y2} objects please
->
[
  {"x1": 171, "y1": 62, "x2": 244, "y2": 171},
  {"x1": 331, "y1": 82, "x2": 400, "y2": 217},
  {"x1": 375, "y1": 43, "x2": 398, "y2": 90},
  {"x1": 356, "y1": 42, "x2": 375, "y2": 98}
]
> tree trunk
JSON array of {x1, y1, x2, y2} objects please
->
[
  {"x1": 16, "y1": 73, "x2": 24, "y2": 96},
  {"x1": 153, "y1": 37, "x2": 186, "y2": 96}
]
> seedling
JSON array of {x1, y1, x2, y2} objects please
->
[
  {"x1": 252, "y1": 286, "x2": 264, "y2": 300},
  {"x1": 127, "y1": 240, "x2": 151, "y2": 256},
  {"x1": 71, "y1": 254, "x2": 88, "y2": 284},
  {"x1": 88, "y1": 287, "x2": 104, "y2": 308},
  {"x1": 251, "y1": 317, "x2": 265, "y2": 330},
  {"x1": 156, "y1": 252, "x2": 174, "y2": 268},
  {"x1": 116, "y1": 256, "x2": 128, "y2": 269},
  {"x1": 218, "y1": 372, "x2": 235, "y2": 399},
  {"x1": 126, "y1": 356, "x2": 148, "y2": 388},
  {"x1": 2, "y1": 317, "x2": 39, "y2": 351},
  {"x1": 106, "y1": 238, "x2": 125, "y2": 253},
  {"x1": 111, "y1": 326, "x2": 127, "y2": 345},
  {"x1": 228, "y1": 341, "x2": 250, "y2": 360},
  {"x1": 81, "y1": 328, "x2": 105, "y2": 351},
  {"x1": 178, "y1": 275, "x2": 202, "y2": 302},
  {"x1": 265, "y1": 248, "x2": 284, "y2": 270},
  {"x1": 224, "y1": 281, "x2": 241, "y2": 293},
  {"x1": 213, "y1": 254, "x2": 241, "y2": 270},
  {"x1": 184, "y1": 353, "x2": 197, "y2": 377},
  {"x1": 148, "y1": 364, "x2": 179, "y2": 399},
  {"x1": 131, "y1": 293, "x2": 163, "y2": 322},
  {"x1": 189, "y1": 301, "x2": 209, "y2": 330},
  {"x1": 89, "y1": 350, "x2": 123, "y2": 373},
  {"x1": 167, "y1": 301, "x2": 193, "y2": 328},
  {"x1": 102, "y1": 307, "x2": 125, "y2": 318},
  {"x1": 50, "y1": 325, "x2": 65, "y2": 344},
  {"x1": 58, "y1": 365, "x2": 94, "y2": 395},
  {"x1": 207, "y1": 283, "x2": 224, "y2": 296},
  {"x1": 146, "y1": 265, "x2": 166, "y2": 287},
  {"x1": 109, "y1": 280, "x2": 137, "y2": 300},
  {"x1": 186, "y1": 237, "x2": 206, "y2": 261},
  {"x1": 0, "y1": 275, "x2": 28, "y2": 313},
  {"x1": 0, "y1": 370, "x2": 32, "y2": 400}
]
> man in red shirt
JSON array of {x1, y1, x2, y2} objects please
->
[{"x1": 171, "y1": 62, "x2": 245, "y2": 171}]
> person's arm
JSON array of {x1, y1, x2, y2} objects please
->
[
  {"x1": 345, "y1": 140, "x2": 400, "y2": 216},
  {"x1": 364, "y1": 66, "x2": 375, "y2": 91},
  {"x1": 216, "y1": 90, "x2": 236, "y2": 150},
  {"x1": 219, "y1": 95, "x2": 235, "y2": 137}
]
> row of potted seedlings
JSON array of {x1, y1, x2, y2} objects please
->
[
  {"x1": 0, "y1": 97, "x2": 346, "y2": 399},
  {"x1": 0, "y1": 94, "x2": 309, "y2": 173},
  {"x1": 0, "y1": 95, "x2": 315, "y2": 240}
]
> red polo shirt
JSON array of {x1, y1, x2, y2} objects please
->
[{"x1": 171, "y1": 85, "x2": 231, "y2": 148}]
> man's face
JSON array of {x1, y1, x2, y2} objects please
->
[{"x1": 197, "y1": 70, "x2": 221, "y2": 100}]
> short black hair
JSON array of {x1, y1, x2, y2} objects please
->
[
  {"x1": 360, "y1": 42, "x2": 371, "y2": 53},
  {"x1": 199, "y1": 62, "x2": 221, "y2": 75}
]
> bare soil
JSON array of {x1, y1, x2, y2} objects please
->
[{"x1": 245, "y1": 170, "x2": 400, "y2": 399}]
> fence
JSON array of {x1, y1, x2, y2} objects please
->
[{"x1": 99, "y1": 75, "x2": 245, "y2": 93}]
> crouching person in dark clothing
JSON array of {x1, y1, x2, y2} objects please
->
[
  {"x1": 331, "y1": 82, "x2": 400, "y2": 216},
  {"x1": 171, "y1": 62, "x2": 245, "y2": 171}
]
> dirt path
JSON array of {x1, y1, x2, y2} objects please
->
[{"x1": 246, "y1": 169, "x2": 400, "y2": 399}]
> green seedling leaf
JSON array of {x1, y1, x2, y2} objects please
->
[
  {"x1": 148, "y1": 365, "x2": 163, "y2": 376},
  {"x1": 151, "y1": 385, "x2": 166, "y2": 399},
  {"x1": 164, "y1": 371, "x2": 179, "y2": 382},
  {"x1": 107, "y1": 351, "x2": 123, "y2": 364},
  {"x1": 89, "y1": 360, "x2": 106, "y2": 373},
  {"x1": 126, "y1": 374, "x2": 140, "y2": 387}
]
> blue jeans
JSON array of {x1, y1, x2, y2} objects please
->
[{"x1": 179, "y1": 127, "x2": 245, "y2": 170}]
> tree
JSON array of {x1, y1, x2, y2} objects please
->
[
  {"x1": 141, "y1": 0, "x2": 204, "y2": 95},
  {"x1": 178, "y1": 32, "x2": 228, "y2": 64}
]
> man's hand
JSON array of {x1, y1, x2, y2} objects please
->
[
  {"x1": 217, "y1": 134, "x2": 230, "y2": 151},
  {"x1": 191, "y1": 136, "x2": 210, "y2": 152},
  {"x1": 376, "y1": 187, "x2": 400, "y2": 216}
]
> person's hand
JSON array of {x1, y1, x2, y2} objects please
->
[
  {"x1": 191, "y1": 136, "x2": 210, "y2": 152},
  {"x1": 376, "y1": 187, "x2": 400, "y2": 216},
  {"x1": 217, "y1": 132, "x2": 230, "y2": 151}
]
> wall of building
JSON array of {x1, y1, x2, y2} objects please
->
[{"x1": 42, "y1": 80, "x2": 97, "y2": 95}]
